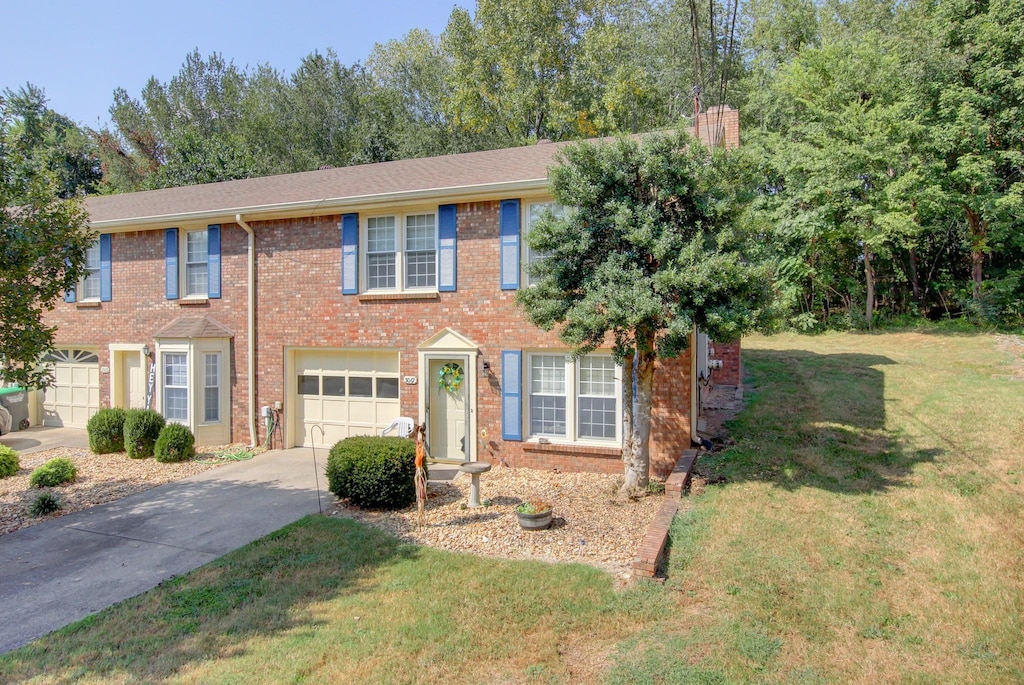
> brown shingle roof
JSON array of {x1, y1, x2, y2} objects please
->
[
  {"x1": 85, "y1": 141, "x2": 571, "y2": 226},
  {"x1": 153, "y1": 316, "x2": 234, "y2": 339}
]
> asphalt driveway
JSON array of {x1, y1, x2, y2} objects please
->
[{"x1": 0, "y1": 445, "x2": 328, "y2": 654}]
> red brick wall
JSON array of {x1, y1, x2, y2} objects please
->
[
  {"x1": 250, "y1": 200, "x2": 694, "y2": 477},
  {"x1": 42, "y1": 227, "x2": 251, "y2": 442},
  {"x1": 711, "y1": 340, "x2": 741, "y2": 387}
]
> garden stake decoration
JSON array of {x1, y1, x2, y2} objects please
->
[{"x1": 414, "y1": 423, "x2": 427, "y2": 529}]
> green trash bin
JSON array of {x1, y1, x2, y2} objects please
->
[{"x1": 0, "y1": 386, "x2": 30, "y2": 432}]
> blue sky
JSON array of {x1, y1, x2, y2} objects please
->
[{"x1": 3, "y1": 0, "x2": 466, "y2": 128}]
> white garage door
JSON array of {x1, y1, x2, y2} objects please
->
[
  {"x1": 42, "y1": 349, "x2": 100, "y2": 428},
  {"x1": 293, "y1": 349, "x2": 401, "y2": 447}
]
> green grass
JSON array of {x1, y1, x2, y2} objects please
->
[
  {"x1": 2, "y1": 330, "x2": 1022, "y2": 683},
  {"x1": 634, "y1": 330, "x2": 1024, "y2": 684}
]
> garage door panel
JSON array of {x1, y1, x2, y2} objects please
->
[
  {"x1": 42, "y1": 350, "x2": 99, "y2": 428},
  {"x1": 293, "y1": 349, "x2": 400, "y2": 447}
]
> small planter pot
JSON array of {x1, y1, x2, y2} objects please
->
[{"x1": 517, "y1": 509, "x2": 553, "y2": 531}]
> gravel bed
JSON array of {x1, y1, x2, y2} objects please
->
[
  {"x1": 0, "y1": 445, "x2": 247, "y2": 536},
  {"x1": 333, "y1": 465, "x2": 664, "y2": 581}
]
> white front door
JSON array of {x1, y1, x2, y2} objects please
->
[
  {"x1": 428, "y1": 358, "x2": 468, "y2": 461},
  {"x1": 122, "y1": 353, "x2": 145, "y2": 408}
]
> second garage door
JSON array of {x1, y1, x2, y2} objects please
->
[
  {"x1": 41, "y1": 348, "x2": 100, "y2": 428},
  {"x1": 293, "y1": 349, "x2": 401, "y2": 447}
]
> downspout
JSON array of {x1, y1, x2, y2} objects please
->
[{"x1": 236, "y1": 214, "x2": 258, "y2": 447}]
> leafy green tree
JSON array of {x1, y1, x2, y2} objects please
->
[
  {"x1": 518, "y1": 132, "x2": 777, "y2": 492},
  {"x1": 925, "y1": 0, "x2": 1024, "y2": 312},
  {"x1": 442, "y1": 0, "x2": 603, "y2": 145},
  {"x1": 2, "y1": 84, "x2": 101, "y2": 198},
  {"x1": 0, "y1": 97, "x2": 93, "y2": 388}
]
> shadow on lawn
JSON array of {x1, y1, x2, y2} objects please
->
[
  {"x1": 0, "y1": 480, "x2": 421, "y2": 680},
  {"x1": 699, "y1": 348, "x2": 942, "y2": 494}
]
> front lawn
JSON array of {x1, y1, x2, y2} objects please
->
[{"x1": 2, "y1": 330, "x2": 1022, "y2": 683}]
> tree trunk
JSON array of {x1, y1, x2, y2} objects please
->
[
  {"x1": 908, "y1": 247, "x2": 921, "y2": 305},
  {"x1": 621, "y1": 352, "x2": 634, "y2": 474},
  {"x1": 864, "y1": 245, "x2": 875, "y2": 329},
  {"x1": 621, "y1": 340, "x2": 655, "y2": 496},
  {"x1": 965, "y1": 207, "x2": 987, "y2": 303}
]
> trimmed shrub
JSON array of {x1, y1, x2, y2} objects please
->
[
  {"x1": 29, "y1": 458, "x2": 77, "y2": 488},
  {"x1": 0, "y1": 445, "x2": 19, "y2": 478},
  {"x1": 29, "y1": 491, "x2": 62, "y2": 517},
  {"x1": 325, "y1": 436, "x2": 422, "y2": 509},
  {"x1": 154, "y1": 423, "x2": 196, "y2": 463},
  {"x1": 87, "y1": 407, "x2": 127, "y2": 454},
  {"x1": 124, "y1": 409, "x2": 165, "y2": 459}
]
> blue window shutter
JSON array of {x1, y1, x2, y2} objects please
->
[
  {"x1": 340, "y1": 213, "x2": 359, "y2": 294},
  {"x1": 165, "y1": 228, "x2": 178, "y2": 300},
  {"x1": 99, "y1": 234, "x2": 112, "y2": 302},
  {"x1": 501, "y1": 350, "x2": 523, "y2": 441},
  {"x1": 499, "y1": 200, "x2": 521, "y2": 290},
  {"x1": 207, "y1": 224, "x2": 221, "y2": 299},
  {"x1": 64, "y1": 257, "x2": 76, "y2": 303},
  {"x1": 438, "y1": 204, "x2": 457, "y2": 292}
]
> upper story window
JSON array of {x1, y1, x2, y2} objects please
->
[
  {"x1": 524, "y1": 202, "x2": 564, "y2": 286},
  {"x1": 80, "y1": 240, "x2": 101, "y2": 300},
  {"x1": 185, "y1": 229, "x2": 209, "y2": 297},
  {"x1": 363, "y1": 212, "x2": 437, "y2": 292}
]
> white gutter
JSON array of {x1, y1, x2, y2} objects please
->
[
  {"x1": 235, "y1": 214, "x2": 258, "y2": 448},
  {"x1": 88, "y1": 178, "x2": 550, "y2": 231}
]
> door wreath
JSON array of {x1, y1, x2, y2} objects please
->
[{"x1": 437, "y1": 362, "x2": 464, "y2": 395}]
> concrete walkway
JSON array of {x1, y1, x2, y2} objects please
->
[
  {"x1": 0, "y1": 446, "x2": 328, "y2": 654},
  {"x1": 0, "y1": 426, "x2": 90, "y2": 455}
]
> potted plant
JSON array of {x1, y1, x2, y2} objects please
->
[{"x1": 515, "y1": 500, "x2": 553, "y2": 530}]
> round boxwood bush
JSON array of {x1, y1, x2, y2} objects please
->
[
  {"x1": 29, "y1": 457, "x2": 77, "y2": 488},
  {"x1": 325, "y1": 436, "x2": 423, "y2": 509},
  {"x1": 154, "y1": 423, "x2": 196, "y2": 463},
  {"x1": 0, "y1": 444, "x2": 20, "y2": 478},
  {"x1": 123, "y1": 409, "x2": 165, "y2": 459},
  {"x1": 87, "y1": 407, "x2": 128, "y2": 454}
]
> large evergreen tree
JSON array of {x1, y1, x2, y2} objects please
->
[{"x1": 518, "y1": 131, "x2": 777, "y2": 492}]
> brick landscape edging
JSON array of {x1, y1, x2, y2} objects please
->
[{"x1": 632, "y1": 449, "x2": 699, "y2": 579}]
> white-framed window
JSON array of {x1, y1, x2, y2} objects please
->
[
  {"x1": 527, "y1": 353, "x2": 620, "y2": 444},
  {"x1": 80, "y1": 239, "x2": 101, "y2": 300},
  {"x1": 204, "y1": 353, "x2": 220, "y2": 423},
  {"x1": 363, "y1": 212, "x2": 437, "y2": 292},
  {"x1": 524, "y1": 202, "x2": 564, "y2": 285},
  {"x1": 163, "y1": 353, "x2": 188, "y2": 422},
  {"x1": 185, "y1": 229, "x2": 208, "y2": 297}
]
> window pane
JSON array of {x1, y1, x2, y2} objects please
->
[
  {"x1": 186, "y1": 230, "x2": 208, "y2": 263},
  {"x1": 376, "y1": 377, "x2": 399, "y2": 399},
  {"x1": 323, "y1": 376, "x2": 346, "y2": 397},
  {"x1": 530, "y1": 355, "x2": 565, "y2": 394},
  {"x1": 405, "y1": 214, "x2": 435, "y2": 251},
  {"x1": 204, "y1": 354, "x2": 219, "y2": 423},
  {"x1": 579, "y1": 397, "x2": 616, "y2": 438},
  {"x1": 530, "y1": 395, "x2": 566, "y2": 436},
  {"x1": 165, "y1": 388, "x2": 188, "y2": 421},
  {"x1": 164, "y1": 354, "x2": 187, "y2": 386},
  {"x1": 405, "y1": 250, "x2": 436, "y2": 288},
  {"x1": 297, "y1": 375, "x2": 319, "y2": 395},
  {"x1": 82, "y1": 272, "x2": 101, "y2": 300},
  {"x1": 186, "y1": 263, "x2": 208, "y2": 296},
  {"x1": 85, "y1": 242, "x2": 101, "y2": 269},
  {"x1": 367, "y1": 253, "x2": 396, "y2": 289},
  {"x1": 367, "y1": 217, "x2": 396, "y2": 252},
  {"x1": 349, "y1": 376, "x2": 373, "y2": 397},
  {"x1": 579, "y1": 356, "x2": 616, "y2": 396}
]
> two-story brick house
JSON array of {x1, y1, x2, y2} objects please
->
[{"x1": 38, "y1": 106, "x2": 741, "y2": 477}]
